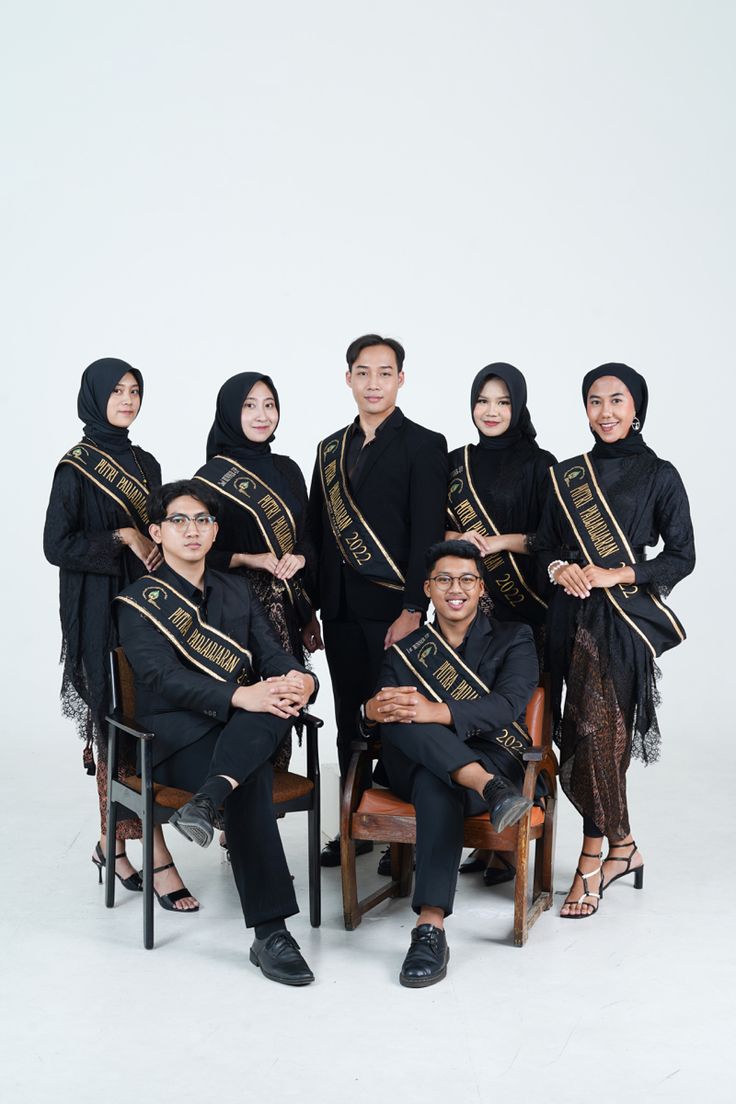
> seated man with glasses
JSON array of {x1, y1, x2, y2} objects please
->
[
  {"x1": 115, "y1": 480, "x2": 318, "y2": 986},
  {"x1": 364, "y1": 540, "x2": 538, "y2": 988}
]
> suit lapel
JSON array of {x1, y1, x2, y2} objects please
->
[
  {"x1": 462, "y1": 612, "x2": 494, "y2": 673},
  {"x1": 351, "y1": 409, "x2": 404, "y2": 495}
]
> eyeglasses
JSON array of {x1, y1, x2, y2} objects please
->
[
  {"x1": 160, "y1": 513, "x2": 216, "y2": 528},
  {"x1": 429, "y1": 573, "x2": 481, "y2": 591}
]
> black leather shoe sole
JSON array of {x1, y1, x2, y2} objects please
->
[
  {"x1": 249, "y1": 947, "x2": 314, "y2": 986},
  {"x1": 169, "y1": 806, "x2": 214, "y2": 848},
  {"x1": 492, "y1": 796, "x2": 532, "y2": 833},
  {"x1": 399, "y1": 948, "x2": 450, "y2": 989}
]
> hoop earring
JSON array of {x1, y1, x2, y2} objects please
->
[{"x1": 631, "y1": 415, "x2": 641, "y2": 432}]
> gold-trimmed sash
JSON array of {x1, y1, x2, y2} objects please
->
[
  {"x1": 447, "y1": 446, "x2": 547, "y2": 624},
  {"x1": 194, "y1": 455, "x2": 312, "y2": 621},
  {"x1": 59, "y1": 442, "x2": 150, "y2": 532},
  {"x1": 391, "y1": 623, "x2": 531, "y2": 769},
  {"x1": 318, "y1": 427, "x2": 405, "y2": 591},
  {"x1": 549, "y1": 453, "x2": 686, "y2": 658},
  {"x1": 115, "y1": 575, "x2": 254, "y2": 684}
]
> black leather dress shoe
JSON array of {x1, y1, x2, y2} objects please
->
[
  {"x1": 483, "y1": 777, "x2": 532, "y2": 833},
  {"x1": 249, "y1": 931, "x2": 315, "y2": 986},
  {"x1": 169, "y1": 794, "x2": 217, "y2": 848},
  {"x1": 319, "y1": 836, "x2": 373, "y2": 867},
  {"x1": 399, "y1": 924, "x2": 449, "y2": 988}
]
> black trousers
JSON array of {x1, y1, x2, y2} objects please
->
[
  {"x1": 381, "y1": 722, "x2": 516, "y2": 917},
  {"x1": 322, "y1": 616, "x2": 391, "y2": 780},
  {"x1": 154, "y1": 711, "x2": 298, "y2": 929}
]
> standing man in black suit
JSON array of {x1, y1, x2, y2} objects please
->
[{"x1": 305, "y1": 334, "x2": 448, "y2": 867}]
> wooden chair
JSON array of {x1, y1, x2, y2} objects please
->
[
  {"x1": 104, "y1": 647, "x2": 323, "y2": 949},
  {"x1": 339, "y1": 686, "x2": 557, "y2": 946}
]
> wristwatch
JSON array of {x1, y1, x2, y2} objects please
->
[{"x1": 404, "y1": 606, "x2": 423, "y2": 615}]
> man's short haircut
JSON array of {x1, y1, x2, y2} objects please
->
[
  {"x1": 148, "y1": 480, "x2": 220, "y2": 524},
  {"x1": 345, "y1": 333, "x2": 406, "y2": 372},
  {"x1": 425, "y1": 540, "x2": 483, "y2": 577}
]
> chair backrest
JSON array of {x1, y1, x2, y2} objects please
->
[
  {"x1": 525, "y1": 686, "x2": 545, "y2": 747},
  {"x1": 111, "y1": 647, "x2": 137, "y2": 716}
]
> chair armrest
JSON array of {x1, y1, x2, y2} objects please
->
[
  {"x1": 349, "y1": 737, "x2": 382, "y2": 757},
  {"x1": 299, "y1": 710, "x2": 323, "y2": 729},
  {"x1": 105, "y1": 709, "x2": 155, "y2": 741},
  {"x1": 340, "y1": 744, "x2": 371, "y2": 840}
]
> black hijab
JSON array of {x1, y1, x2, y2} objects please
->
[
  {"x1": 470, "y1": 362, "x2": 538, "y2": 451},
  {"x1": 78, "y1": 358, "x2": 144, "y2": 456},
  {"x1": 582, "y1": 363, "x2": 653, "y2": 459},
  {"x1": 206, "y1": 372, "x2": 280, "y2": 462}
]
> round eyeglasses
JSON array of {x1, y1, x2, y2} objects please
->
[
  {"x1": 161, "y1": 513, "x2": 216, "y2": 528},
  {"x1": 429, "y1": 573, "x2": 481, "y2": 591}
]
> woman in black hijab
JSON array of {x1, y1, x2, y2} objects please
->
[
  {"x1": 44, "y1": 360, "x2": 198, "y2": 910},
  {"x1": 194, "y1": 373, "x2": 317, "y2": 772},
  {"x1": 536, "y1": 364, "x2": 695, "y2": 918},
  {"x1": 447, "y1": 363, "x2": 556, "y2": 883}
]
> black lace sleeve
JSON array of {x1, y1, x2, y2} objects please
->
[
  {"x1": 43, "y1": 465, "x2": 123, "y2": 575},
  {"x1": 530, "y1": 475, "x2": 572, "y2": 573},
  {"x1": 632, "y1": 461, "x2": 695, "y2": 595}
]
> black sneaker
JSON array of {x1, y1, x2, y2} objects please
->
[
  {"x1": 399, "y1": 924, "x2": 449, "y2": 988},
  {"x1": 483, "y1": 777, "x2": 532, "y2": 833},
  {"x1": 169, "y1": 794, "x2": 217, "y2": 848}
]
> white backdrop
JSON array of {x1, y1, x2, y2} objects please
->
[{"x1": 2, "y1": 0, "x2": 733, "y2": 760}]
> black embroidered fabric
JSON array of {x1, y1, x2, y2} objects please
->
[
  {"x1": 205, "y1": 452, "x2": 317, "y2": 603},
  {"x1": 44, "y1": 445, "x2": 161, "y2": 838},
  {"x1": 535, "y1": 452, "x2": 695, "y2": 835}
]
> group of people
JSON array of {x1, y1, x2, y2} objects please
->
[{"x1": 44, "y1": 335, "x2": 695, "y2": 988}]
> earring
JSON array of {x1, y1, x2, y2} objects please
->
[{"x1": 632, "y1": 415, "x2": 641, "y2": 432}]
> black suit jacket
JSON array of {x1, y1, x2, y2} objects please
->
[
  {"x1": 376, "y1": 613, "x2": 539, "y2": 738},
  {"x1": 116, "y1": 562, "x2": 316, "y2": 765},
  {"x1": 307, "y1": 409, "x2": 448, "y2": 621}
]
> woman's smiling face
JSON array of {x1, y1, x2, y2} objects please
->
[
  {"x1": 586, "y1": 376, "x2": 637, "y2": 442},
  {"x1": 473, "y1": 377, "x2": 512, "y2": 437},
  {"x1": 241, "y1": 380, "x2": 279, "y2": 442}
]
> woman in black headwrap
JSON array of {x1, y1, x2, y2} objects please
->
[
  {"x1": 194, "y1": 373, "x2": 317, "y2": 771},
  {"x1": 537, "y1": 364, "x2": 695, "y2": 918},
  {"x1": 44, "y1": 359, "x2": 198, "y2": 911},
  {"x1": 446, "y1": 363, "x2": 556, "y2": 883}
]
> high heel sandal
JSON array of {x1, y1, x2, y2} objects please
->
[
  {"x1": 152, "y1": 861, "x2": 199, "y2": 912},
  {"x1": 91, "y1": 842, "x2": 143, "y2": 892},
  {"x1": 561, "y1": 850, "x2": 603, "y2": 919},
  {"x1": 603, "y1": 839, "x2": 644, "y2": 891}
]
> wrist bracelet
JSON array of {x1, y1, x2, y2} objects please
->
[{"x1": 548, "y1": 559, "x2": 568, "y2": 584}]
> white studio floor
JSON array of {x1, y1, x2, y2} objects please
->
[{"x1": 2, "y1": 714, "x2": 732, "y2": 1104}]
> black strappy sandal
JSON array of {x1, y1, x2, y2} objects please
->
[
  {"x1": 561, "y1": 850, "x2": 603, "y2": 919},
  {"x1": 92, "y1": 842, "x2": 143, "y2": 892},
  {"x1": 152, "y1": 861, "x2": 199, "y2": 912},
  {"x1": 603, "y1": 839, "x2": 644, "y2": 891}
]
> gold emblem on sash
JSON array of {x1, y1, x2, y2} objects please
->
[
  {"x1": 563, "y1": 465, "x2": 585, "y2": 486},
  {"x1": 142, "y1": 585, "x2": 168, "y2": 610},
  {"x1": 59, "y1": 442, "x2": 150, "y2": 531}
]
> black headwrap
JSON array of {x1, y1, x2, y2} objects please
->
[
  {"x1": 471, "y1": 362, "x2": 538, "y2": 451},
  {"x1": 582, "y1": 363, "x2": 653, "y2": 458},
  {"x1": 77, "y1": 358, "x2": 144, "y2": 455},
  {"x1": 206, "y1": 373, "x2": 280, "y2": 462}
]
